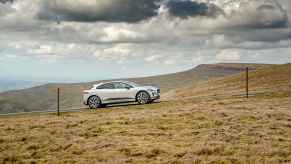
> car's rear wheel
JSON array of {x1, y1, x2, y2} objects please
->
[
  {"x1": 136, "y1": 91, "x2": 150, "y2": 104},
  {"x1": 88, "y1": 96, "x2": 101, "y2": 109},
  {"x1": 100, "y1": 104, "x2": 107, "y2": 108}
]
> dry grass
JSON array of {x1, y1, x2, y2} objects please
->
[
  {"x1": 1, "y1": 94, "x2": 291, "y2": 163},
  {"x1": 173, "y1": 64, "x2": 291, "y2": 99},
  {"x1": 1, "y1": 63, "x2": 290, "y2": 163}
]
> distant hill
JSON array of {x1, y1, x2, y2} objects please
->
[
  {"x1": 0, "y1": 63, "x2": 270, "y2": 114},
  {"x1": 0, "y1": 79, "x2": 43, "y2": 93},
  {"x1": 171, "y1": 63, "x2": 291, "y2": 99}
]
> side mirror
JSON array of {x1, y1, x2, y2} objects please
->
[{"x1": 125, "y1": 87, "x2": 131, "y2": 90}]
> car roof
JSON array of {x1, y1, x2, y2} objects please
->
[
  {"x1": 111, "y1": 80, "x2": 132, "y2": 83},
  {"x1": 93, "y1": 81, "x2": 128, "y2": 86},
  {"x1": 93, "y1": 80, "x2": 138, "y2": 87}
]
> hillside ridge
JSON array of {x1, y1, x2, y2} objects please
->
[
  {"x1": 0, "y1": 63, "x2": 270, "y2": 114},
  {"x1": 171, "y1": 63, "x2": 291, "y2": 99}
]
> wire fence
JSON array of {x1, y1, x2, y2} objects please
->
[{"x1": 0, "y1": 67, "x2": 258, "y2": 117}]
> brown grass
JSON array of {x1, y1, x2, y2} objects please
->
[
  {"x1": 0, "y1": 94, "x2": 291, "y2": 163},
  {"x1": 1, "y1": 63, "x2": 290, "y2": 163},
  {"x1": 173, "y1": 64, "x2": 291, "y2": 100}
]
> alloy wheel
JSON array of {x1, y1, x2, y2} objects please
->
[
  {"x1": 137, "y1": 92, "x2": 150, "y2": 104},
  {"x1": 88, "y1": 96, "x2": 100, "y2": 109}
]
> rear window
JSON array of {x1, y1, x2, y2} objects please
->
[{"x1": 96, "y1": 83, "x2": 114, "y2": 89}]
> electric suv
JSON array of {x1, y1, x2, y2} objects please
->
[{"x1": 83, "y1": 81, "x2": 160, "y2": 109}]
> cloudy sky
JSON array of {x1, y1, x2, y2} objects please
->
[{"x1": 0, "y1": 0, "x2": 291, "y2": 82}]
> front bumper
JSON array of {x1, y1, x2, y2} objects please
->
[
  {"x1": 151, "y1": 95, "x2": 160, "y2": 100},
  {"x1": 149, "y1": 91, "x2": 160, "y2": 100}
]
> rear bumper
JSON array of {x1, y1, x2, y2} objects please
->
[{"x1": 83, "y1": 94, "x2": 90, "y2": 105}]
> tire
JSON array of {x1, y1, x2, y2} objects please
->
[
  {"x1": 100, "y1": 104, "x2": 107, "y2": 108},
  {"x1": 88, "y1": 96, "x2": 101, "y2": 109},
  {"x1": 148, "y1": 100, "x2": 154, "y2": 104},
  {"x1": 136, "y1": 91, "x2": 150, "y2": 104}
]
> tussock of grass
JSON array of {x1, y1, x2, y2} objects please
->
[{"x1": 1, "y1": 95, "x2": 291, "y2": 163}]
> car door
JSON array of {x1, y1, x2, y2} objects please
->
[
  {"x1": 112, "y1": 82, "x2": 136, "y2": 102},
  {"x1": 95, "y1": 83, "x2": 115, "y2": 102}
]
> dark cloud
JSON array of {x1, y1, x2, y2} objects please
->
[
  {"x1": 38, "y1": 0, "x2": 161, "y2": 23},
  {"x1": 206, "y1": 27, "x2": 291, "y2": 51},
  {"x1": 0, "y1": 0, "x2": 13, "y2": 17},
  {"x1": 38, "y1": 0, "x2": 224, "y2": 23},
  {"x1": 37, "y1": 0, "x2": 288, "y2": 30},
  {"x1": 166, "y1": 0, "x2": 223, "y2": 18},
  {"x1": 224, "y1": 0, "x2": 288, "y2": 29},
  {"x1": 0, "y1": 0, "x2": 13, "y2": 3},
  {"x1": 248, "y1": 2, "x2": 287, "y2": 28},
  {"x1": 166, "y1": 0, "x2": 288, "y2": 29}
]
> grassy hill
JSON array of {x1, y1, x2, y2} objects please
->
[
  {"x1": 170, "y1": 63, "x2": 291, "y2": 99},
  {"x1": 0, "y1": 79, "x2": 42, "y2": 93},
  {"x1": 0, "y1": 63, "x2": 290, "y2": 163},
  {"x1": 0, "y1": 63, "x2": 269, "y2": 114}
]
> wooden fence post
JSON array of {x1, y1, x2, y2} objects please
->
[
  {"x1": 57, "y1": 88, "x2": 60, "y2": 116},
  {"x1": 246, "y1": 67, "x2": 249, "y2": 98}
]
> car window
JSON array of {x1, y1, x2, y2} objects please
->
[
  {"x1": 124, "y1": 81, "x2": 140, "y2": 87},
  {"x1": 113, "y1": 82, "x2": 132, "y2": 89},
  {"x1": 96, "y1": 83, "x2": 114, "y2": 89}
]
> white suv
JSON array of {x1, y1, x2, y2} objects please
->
[{"x1": 83, "y1": 81, "x2": 160, "y2": 109}]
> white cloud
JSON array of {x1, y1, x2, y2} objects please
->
[
  {"x1": 164, "y1": 59, "x2": 175, "y2": 65},
  {"x1": 0, "y1": 2, "x2": 14, "y2": 16},
  {"x1": 192, "y1": 53, "x2": 204, "y2": 65},
  {"x1": 227, "y1": 0, "x2": 287, "y2": 28},
  {"x1": 0, "y1": 0, "x2": 40, "y2": 23},
  {"x1": 206, "y1": 34, "x2": 234, "y2": 48},
  {"x1": 100, "y1": 26, "x2": 146, "y2": 42},
  {"x1": 94, "y1": 44, "x2": 135, "y2": 63},
  {"x1": 6, "y1": 40, "x2": 97, "y2": 60},
  {"x1": 145, "y1": 55, "x2": 163, "y2": 62},
  {"x1": 0, "y1": 0, "x2": 290, "y2": 72},
  {"x1": 216, "y1": 49, "x2": 241, "y2": 62},
  {"x1": 29, "y1": 45, "x2": 53, "y2": 54}
]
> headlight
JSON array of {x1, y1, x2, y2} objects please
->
[
  {"x1": 147, "y1": 89, "x2": 155, "y2": 93},
  {"x1": 147, "y1": 89, "x2": 158, "y2": 96}
]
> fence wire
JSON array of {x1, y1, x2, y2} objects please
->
[{"x1": 0, "y1": 67, "x2": 272, "y2": 116}]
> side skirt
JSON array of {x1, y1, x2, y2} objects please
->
[{"x1": 102, "y1": 98, "x2": 136, "y2": 104}]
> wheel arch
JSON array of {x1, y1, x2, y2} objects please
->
[
  {"x1": 135, "y1": 90, "x2": 150, "y2": 102},
  {"x1": 87, "y1": 94, "x2": 103, "y2": 105}
]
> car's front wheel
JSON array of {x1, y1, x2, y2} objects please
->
[
  {"x1": 148, "y1": 99, "x2": 154, "y2": 103},
  {"x1": 136, "y1": 91, "x2": 150, "y2": 104},
  {"x1": 88, "y1": 96, "x2": 101, "y2": 109}
]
